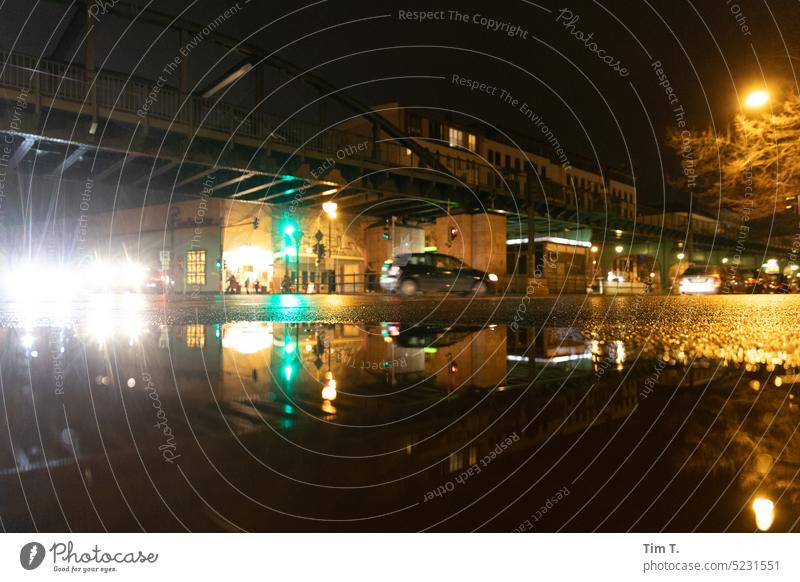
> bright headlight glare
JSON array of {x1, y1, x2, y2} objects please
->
[{"x1": 488, "y1": 273, "x2": 498, "y2": 282}]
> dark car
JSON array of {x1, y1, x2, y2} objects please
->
[{"x1": 380, "y1": 252, "x2": 498, "y2": 295}]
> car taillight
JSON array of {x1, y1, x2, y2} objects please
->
[
  {"x1": 713, "y1": 276, "x2": 721, "y2": 287},
  {"x1": 388, "y1": 265, "x2": 400, "y2": 276}
]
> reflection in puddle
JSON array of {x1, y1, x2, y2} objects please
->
[{"x1": 0, "y1": 312, "x2": 798, "y2": 532}]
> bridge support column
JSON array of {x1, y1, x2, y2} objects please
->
[
  {"x1": 434, "y1": 212, "x2": 506, "y2": 280},
  {"x1": 526, "y1": 170, "x2": 547, "y2": 294},
  {"x1": 657, "y1": 244, "x2": 671, "y2": 291}
]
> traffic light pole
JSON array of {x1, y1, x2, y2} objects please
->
[
  {"x1": 328, "y1": 219, "x2": 333, "y2": 294},
  {"x1": 295, "y1": 230, "x2": 303, "y2": 293}
]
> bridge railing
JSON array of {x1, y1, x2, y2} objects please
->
[
  {"x1": 0, "y1": 50, "x2": 620, "y2": 216},
  {"x1": 0, "y1": 50, "x2": 601, "y2": 209},
  {"x1": 0, "y1": 51, "x2": 506, "y2": 186}
]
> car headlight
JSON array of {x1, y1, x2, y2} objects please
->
[{"x1": 488, "y1": 273, "x2": 498, "y2": 282}]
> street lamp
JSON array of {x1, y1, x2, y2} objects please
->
[
  {"x1": 322, "y1": 201, "x2": 337, "y2": 293},
  {"x1": 322, "y1": 201, "x2": 337, "y2": 219},
  {"x1": 744, "y1": 89, "x2": 769, "y2": 109}
]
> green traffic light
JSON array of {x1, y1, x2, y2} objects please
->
[{"x1": 283, "y1": 224, "x2": 296, "y2": 236}]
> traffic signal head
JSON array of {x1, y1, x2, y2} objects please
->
[
  {"x1": 215, "y1": 259, "x2": 222, "y2": 269},
  {"x1": 282, "y1": 223, "x2": 296, "y2": 237}
]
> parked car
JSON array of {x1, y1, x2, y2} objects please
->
[
  {"x1": 727, "y1": 269, "x2": 797, "y2": 294},
  {"x1": 380, "y1": 253, "x2": 498, "y2": 295},
  {"x1": 678, "y1": 265, "x2": 725, "y2": 294}
]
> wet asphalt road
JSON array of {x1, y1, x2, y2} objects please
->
[{"x1": 3, "y1": 291, "x2": 800, "y2": 330}]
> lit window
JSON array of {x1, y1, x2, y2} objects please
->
[
  {"x1": 467, "y1": 133, "x2": 477, "y2": 152},
  {"x1": 186, "y1": 324, "x2": 205, "y2": 349},
  {"x1": 448, "y1": 127, "x2": 464, "y2": 148},
  {"x1": 186, "y1": 250, "x2": 206, "y2": 285}
]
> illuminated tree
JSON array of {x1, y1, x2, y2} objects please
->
[{"x1": 668, "y1": 92, "x2": 800, "y2": 220}]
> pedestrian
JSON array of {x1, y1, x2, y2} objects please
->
[
  {"x1": 254, "y1": 279, "x2": 261, "y2": 294},
  {"x1": 226, "y1": 274, "x2": 240, "y2": 294},
  {"x1": 281, "y1": 274, "x2": 292, "y2": 293},
  {"x1": 244, "y1": 277, "x2": 250, "y2": 294}
]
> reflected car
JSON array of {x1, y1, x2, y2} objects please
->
[
  {"x1": 385, "y1": 323, "x2": 484, "y2": 347},
  {"x1": 678, "y1": 265, "x2": 725, "y2": 294},
  {"x1": 380, "y1": 253, "x2": 498, "y2": 295}
]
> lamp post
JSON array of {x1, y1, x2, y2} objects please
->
[
  {"x1": 322, "y1": 201, "x2": 337, "y2": 294},
  {"x1": 295, "y1": 229, "x2": 303, "y2": 293}
]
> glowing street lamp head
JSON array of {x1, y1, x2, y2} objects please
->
[
  {"x1": 744, "y1": 90, "x2": 769, "y2": 109},
  {"x1": 322, "y1": 201, "x2": 338, "y2": 218},
  {"x1": 677, "y1": 252, "x2": 686, "y2": 260}
]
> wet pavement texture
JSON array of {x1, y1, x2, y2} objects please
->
[{"x1": 1, "y1": 293, "x2": 799, "y2": 532}]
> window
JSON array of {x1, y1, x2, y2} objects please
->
[
  {"x1": 487, "y1": 148, "x2": 494, "y2": 164},
  {"x1": 406, "y1": 113, "x2": 422, "y2": 136},
  {"x1": 505, "y1": 155, "x2": 511, "y2": 168},
  {"x1": 467, "y1": 133, "x2": 477, "y2": 152},
  {"x1": 185, "y1": 324, "x2": 205, "y2": 350},
  {"x1": 429, "y1": 120, "x2": 441, "y2": 139},
  {"x1": 448, "y1": 127, "x2": 465, "y2": 148},
  {"x1": 186, "y1": 250, "x2": 206, "y2": 286},
  {"x1": 407, "y1": 254, "x2": 432, "y2": 266},
  {"x1": 434, "y1": 255, "x2": 460, "y2": 270}
]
